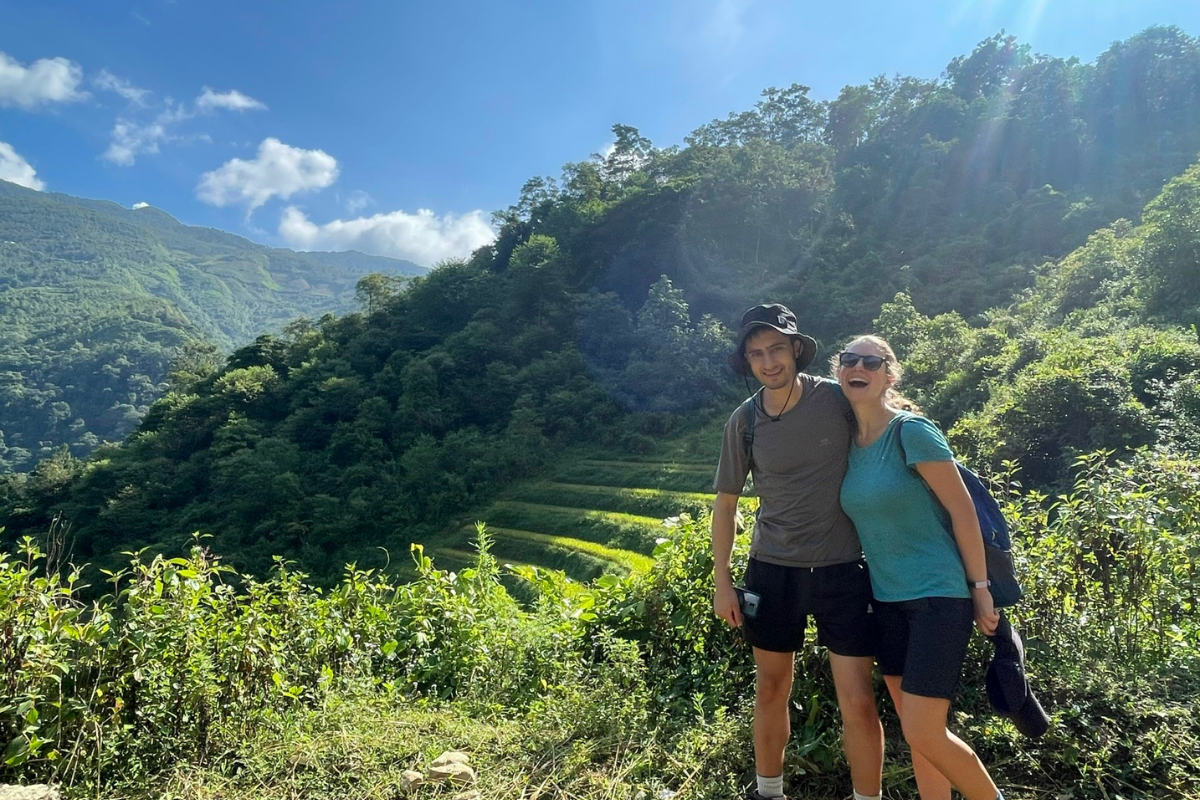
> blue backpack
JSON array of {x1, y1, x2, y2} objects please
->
[{"x1": 897, "y1": 417, "x2": 1024, "y2": 608}]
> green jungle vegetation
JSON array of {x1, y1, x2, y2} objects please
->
[
  {"x1": 2, "y1": 27, "x2": 1200, "y2": 799},
  {"x1": 0, "y1": 179, "x2": 424, "y2": 472}
]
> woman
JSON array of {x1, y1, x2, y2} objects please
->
[{"x1": 834, "y1": 335, "x2": 1004, "y2": 800}]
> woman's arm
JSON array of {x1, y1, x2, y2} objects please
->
[{"x1": 914, "y1": 460, "x2": 1000, "y2": 636}]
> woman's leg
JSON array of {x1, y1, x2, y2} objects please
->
[
  {"x1": 883, "y1": 675, "x2": 950, "y2": 800},
  {"x1": 898, "y1": 691, "x2": 998, "y2": 800}
]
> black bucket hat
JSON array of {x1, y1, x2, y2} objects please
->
[
  {"x1": 986, "y1": 613, "x2": 1050, "y2": 739},
  {"x1": 727, "y1": 303, "x2": 818, "y2": 377}
]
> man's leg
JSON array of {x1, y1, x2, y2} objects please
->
[
  {"x1": 753, "y1": 647, "x2": 795, "y2": 782},
  {"x1": 828, "y1": 653, "x2": 883, "y2": 798},
  {"x1": 884, "y1": 674, "x2": 951, "y2": 800}
]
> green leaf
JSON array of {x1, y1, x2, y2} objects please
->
[{"x1": 3, "y1": 736, "x2": 29, "y2": 767}]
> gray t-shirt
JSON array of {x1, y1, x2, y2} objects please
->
[{"x1": 713, "y1": 374, "x2": 862, "y2": 568}]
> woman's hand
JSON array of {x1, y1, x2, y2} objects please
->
[{"x1": 971, "y1": 585, "x2": 1000, "y2": 636}]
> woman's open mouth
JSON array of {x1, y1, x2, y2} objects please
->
[{"x1": 847, "y1": 377, "x2": 869, "y2": 388}]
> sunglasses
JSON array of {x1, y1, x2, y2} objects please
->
[{"x1": 838, "y1": 352, "x2": 887, "y2": 370}]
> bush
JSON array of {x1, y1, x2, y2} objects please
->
[
  {"x1": 3, "y1": 462, "x2": 1199, "y2": 799},
  {"x1": 1128, "y1": 334, "x2": 1200, "y2": 406},
  {"x1": 953, "y1": 363, "x2": 1156, "y2": 487}
]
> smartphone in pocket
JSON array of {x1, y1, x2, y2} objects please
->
[{"x1": 734, "y1": 586, "x2": 762, "y2": 620}]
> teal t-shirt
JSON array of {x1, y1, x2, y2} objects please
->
[{"x1": 840, "y1": 412, "x2": 970, "y2": 602}]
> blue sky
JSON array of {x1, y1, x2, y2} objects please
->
[{"x1": 2, "y1": 0, "x2": 1199, "y2": 265}]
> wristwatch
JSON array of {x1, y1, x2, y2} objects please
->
[{"x1": 969, "y1": 580, "x2": 991, "y2": 589}]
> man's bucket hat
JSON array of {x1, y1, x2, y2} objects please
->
[
  {"x1": 727, "y1": 303, "x2": 818, "y2": 377},
  {"x1": 986, "y1": 613, "x2": 1050, "y2": 739}
]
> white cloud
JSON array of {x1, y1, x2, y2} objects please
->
[
  {"x1": 196, "y1": 87, "x2": 267, "y2": 113},
  {"x1": 0, "y1": 141, "x2": 45, "y2": 190},
  {"x1": 102, "y1": 83, "x2": 264, "y2": 167},
  {"x1": 132, "y1": 201, "x2": 150, "y2": 209},
  {"x1": 279, "y1": 206, "x2": 495, "y2": 266},
  {"x1": 103, "y1": 115, "x2": 173, "y2": 166},
  {"x1": 197, "y1": 138, "x2": 338, "y2": 210},
  {"x1": 0, "y1": 52, "x2": 88, "y2": 108},
  {"x1": 345, "y1": 190, "x2": 373, "y2": 214},
  {"x1": 94, "y1": 69, "x2": 151, "y2": 105}
]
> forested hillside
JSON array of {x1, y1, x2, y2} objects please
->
[
  {"x1": 3, "y1": 27, "x2": 1200, "y2": 800},
  {"x1": 3, "y1": 28, "x2": 1200, "y2": 587},
  {"x1": 0, "y1": 179, "x2": 424, "y2": 471}
]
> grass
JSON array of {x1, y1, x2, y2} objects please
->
[
  {"x1": 152, "y1": 694, "x2": 533, "y2": 800},
  {"x1": 573, "y1": 459, "x2": 714, "y2": 473},
  {"x1": 549, "y1": 462, "x2": 717, "y2": 493},
  {"x1": 504, "y1": 482, "x2": 713, "y2": 518},
  {"x1": 148, "y1": 684, "x2": 749, "y2": 800},
  {"x1": 464, "y1": 529, "x2": 614, "y2": 582},
  {"x1": 433, "y1": 547, "x2": 536, "y2": 571},
  {"x1": 430, "y1": 547, "x2": 546, "y2": 602},
  {"x1": 481, "y1": 502, "x2": 665, "y2": 552},
  {"x1": 435, "y1": 423, "x2": 729, "y2": 581},
  {"x1": 486, "y1": 526, "x2": 655, "y2": 574}
]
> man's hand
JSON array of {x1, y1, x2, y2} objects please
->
[
  {"x1": 971, "y1": 586, "x2": 999, "y2": 636},
  {"x1": 714, "y1": 579, "x2": 743, "y2": 628}
]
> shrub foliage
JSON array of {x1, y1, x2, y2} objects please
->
[{"x1": 2, "y1": 450, "x2": 1197, "y2": 798}]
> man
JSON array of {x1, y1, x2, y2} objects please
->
[{"x1": 712, "y1": 303, "x2": 883, "y2": 800}]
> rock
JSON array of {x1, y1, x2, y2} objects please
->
[
  {"x1": 0, "y1": 786, "x2": 60, "y2": 800},
  {"x1": 452, "y1": 792, "x2": 481, "y2": 800},
  {"x1": 400, "y1": 770, "x2": 425, "y2": 792},
  {"x1": 427, "y1": 762, "x2": 476, "y2": 785},
  {"x1": 430, "y1": 750, "x2": 470, "y2": 768}
]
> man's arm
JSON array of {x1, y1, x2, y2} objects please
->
[{"x1": 712, "y1": 491, "x2": 743, "y2": 627}]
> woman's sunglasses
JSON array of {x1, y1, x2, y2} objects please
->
[{"x1": 838, "y1": 352, "x2": 887, "y2": 370}]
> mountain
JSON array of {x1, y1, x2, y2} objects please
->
[
  {"x1": 3, "y1": 27, "x2": 1200, "y2": 587},
  {"x1": 0, "y1": 179, "x2": 427, "y2": 470}
]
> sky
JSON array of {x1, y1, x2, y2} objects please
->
[{"x1": 2, "y1": 0, "x2": 1199, "y2": 266}]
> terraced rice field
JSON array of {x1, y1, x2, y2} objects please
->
[{"x1": 431, "y1": 426, "x2": 733, "y2": 582}]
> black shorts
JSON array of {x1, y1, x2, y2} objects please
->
[
  {"x1": 875, "y1": 596, "x2": 974, "y2": 700},
  {"x1": 741, "y1": 557, "x2": 876, "y2": 657}
]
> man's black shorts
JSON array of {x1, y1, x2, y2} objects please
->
[
  {"x1": 874, "y1": 596, "x2": 974, "y2": 699},
  {"x1": 741, "y1": 557, "x2": 876, "y2": 657}
]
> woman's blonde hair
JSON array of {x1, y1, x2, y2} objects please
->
[{"x1": 829, "y1": 334, "x2": 923, "y2": 413}]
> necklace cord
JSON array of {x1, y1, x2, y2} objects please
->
[{"x1": 756, "y1": 376, "x2": 796, "y2": 423}]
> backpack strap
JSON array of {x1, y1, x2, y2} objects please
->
[
  {"x1": 895, "y1": 414, "x2": 913, "y2": 470},
  {"x1": 740, "y1": 390, "x2": 760, "y2": 474},
  {"x1": 897, "y1": 412, "x2": 1017, "y2": 551},
  {"x1": 828, "y1": 381, "x2": 859, "y2": 434}
]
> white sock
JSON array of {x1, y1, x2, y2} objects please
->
[
  {"x1": 756, "y1": 774, "x2": 784, "y2": 799},
  {"x1": 853, "y1": 792, "x2": 881, "y2": 800}
]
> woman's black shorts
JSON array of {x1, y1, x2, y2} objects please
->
[
  {"x1": 874, "y1": 596, "x2": 974, "y2": 700},
  {"x1": 741, "y1": 557, "x2": 876, "y2": 657}
]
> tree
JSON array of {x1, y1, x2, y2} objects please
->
[
  {"x1": 1139, "y1": 162, "x2": 1200, "y2": 323},
  {"x1": 355, "y1": 273, "x2": 407, "y2": 314},
  {"x1": 601, "y1": 124, "x2": 654, "y2": 188},
  {"x1": 166, "y1": 340, "x2": 221, "y2": 392}
]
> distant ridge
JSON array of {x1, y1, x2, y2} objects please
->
[
  {"x1": 0, "y1": 181, "x2": 428, "y2": 279},
  {"x1": 0, "y1": 179, "x2": 428, "y2": 470}
]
